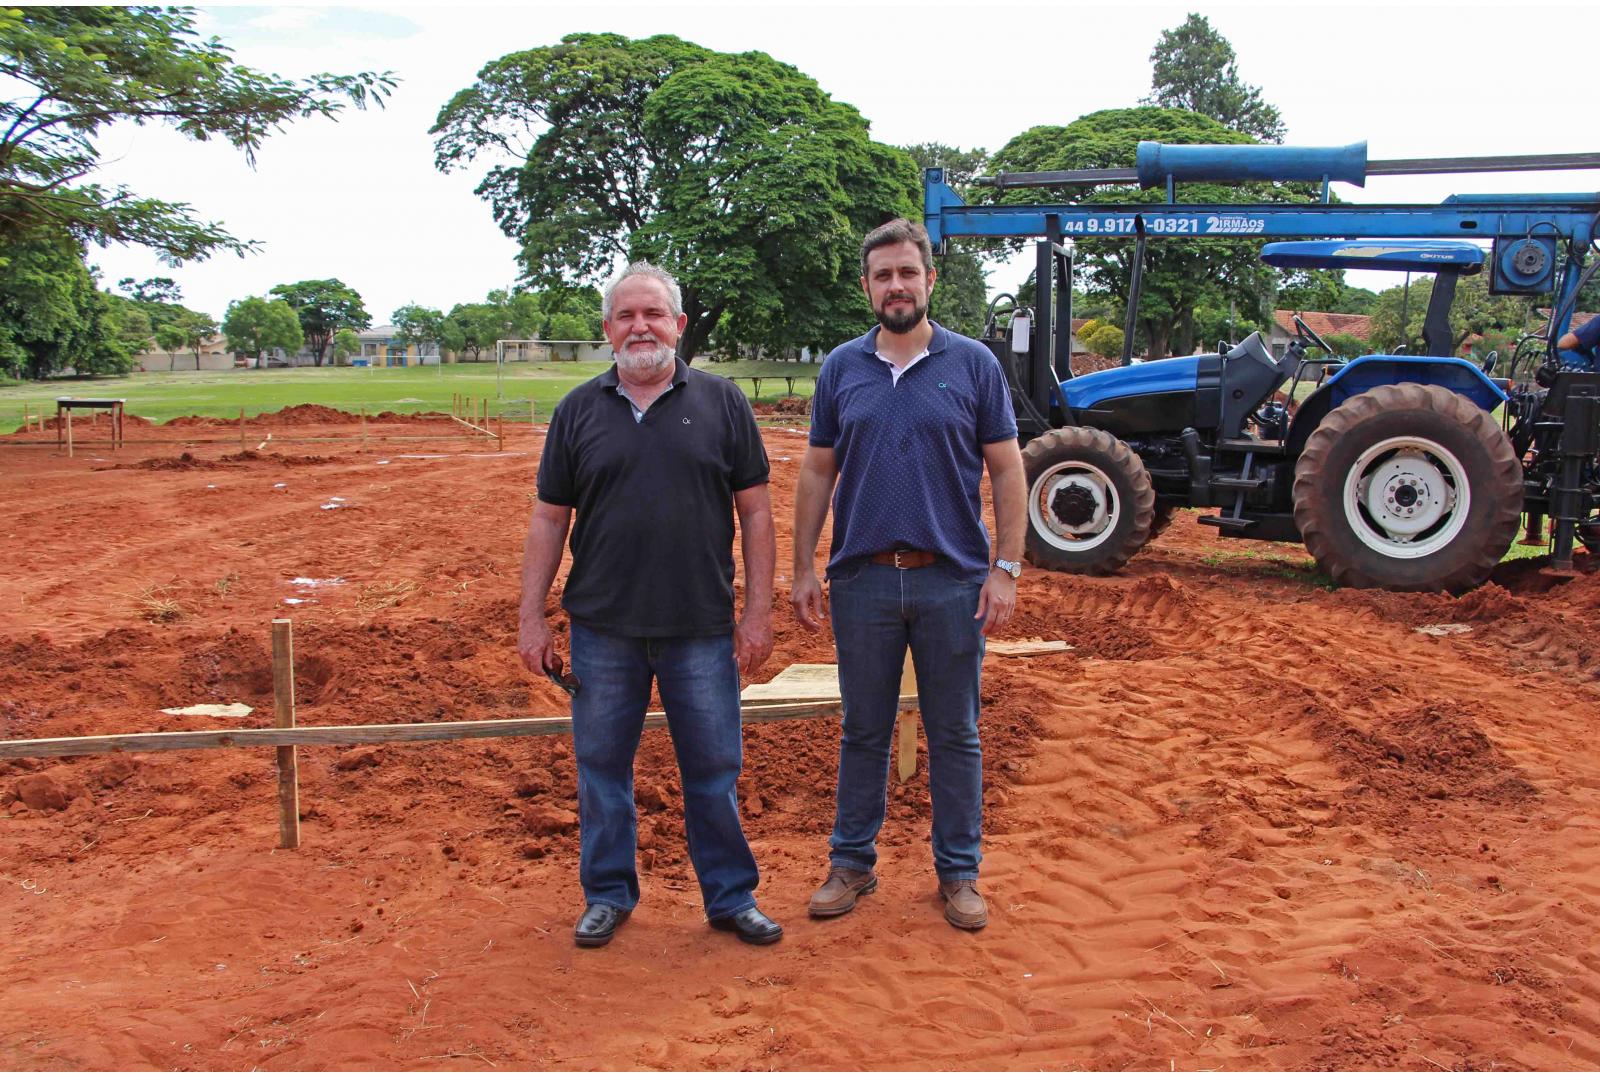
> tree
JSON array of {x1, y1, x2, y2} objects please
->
[
  {"x1": 902, "y1": 143, "x2": 990, "y2": 338},
  {"x1": 222, "y1": 296, "x2": 302, "y2": 365},
  {"x1": 988, "y1": 108, "x2": 1288, "y2": 358},
  {"x1": 117, "y1": 276, "x2": 182, "y2": 305},
  {"x1": 432, "y1": 33, "x2": 917, "y2": 360},
  {"x1": 100, "y1": 292, "x2": 153, "y2": 368},
  {"x1": 446, "y1": 302, "x2": 500, "y2": 361},
  {"x1": 155, "y1": 322, "x2": 186, "y2": 370},
  {"x1": 1079, "y1": 320, "x2": 1125, "y2": 359},
  {"x1": 1142, "y1": 14, "x2": 1286, "y2": 143},
  {"x1": 391, "y1": 304, "x2": 445, "y2": 357},
  {"x1": 1321, "y1": 331, "x2": 1369, "y2": 359},
  {"x1": 0, "y1": 226, "x2": 102, "y2": 378},
  {"x1": 269, "y1": 279, "x2": 370, "y2": 367},
  {"x1": 1277, "y1": 269, "x2": 1378, "y2": 315},
  {"x1": 545, "y1": 312, "x2": 592, "y2": 341},
  {"x1": 331, "y1": 328, "x2": 361, "y2": 365},
  {"x1": 1367, "y1": 272, "x2": 1532, "y2": 354},
  {"x1": 179, "y1": 311, "x2": 217, "y2": 370},
  {"x1": 0, "y1": 7, "x2": 393, "y2": 262}
]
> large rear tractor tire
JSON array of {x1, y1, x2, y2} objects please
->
[
  {"x1": 1022, "y1": 427, "x2": 1156, "y2": 574},
  {"x1": 1292, "y1": 383, "x2": 1523, "y2": 591}
]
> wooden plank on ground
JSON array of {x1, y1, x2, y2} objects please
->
[
  {"x1": 740, "y1": 663, "x2": 841, "y2": 703},
  {"x1": 0, "y1": 697, "x2": 918, "y2": 761},
  {"x1": 987, "y1": 639, "x2": 1073, "y2": 657}
]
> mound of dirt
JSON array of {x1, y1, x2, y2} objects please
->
[
  {"x1": 1316, "y1": 702, "x2": 1537, "y2": 811},
  {"x1": 161, "y1": 414, "x2": 231, "y2": 428},
  {"x1": 218, "y1": 450, "x2": 333, "y2": 466},
  {"x1": 255, "y1": 403, "x2": 362, "y2": 426},
  {"x1": 112, "y1": 452, "x2": 230, "y2": 471},
  {"x1": 753, "y1": 396, "x2": 810, "y2": 417}
]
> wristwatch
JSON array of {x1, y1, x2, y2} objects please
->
[{"x1": 993, "y1": 558, "x2": 1022, "y2": 580}]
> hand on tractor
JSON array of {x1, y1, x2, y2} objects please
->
[
  {"x1": 974, "y1": 571, "x2": 1017, "y2": 636},
  {"x1": 790, "y1": 568, "x2": 827, "y2": 631}
]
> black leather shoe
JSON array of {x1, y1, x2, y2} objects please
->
[
  {"x1": 574, "y1": 903, "x2": 629, "y2": 948},
  {"x1": 709, "y1": 906, "x2": 783, "y2": 945}
]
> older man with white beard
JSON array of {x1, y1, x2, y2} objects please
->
[{"x1": 518, "y1": 261, "x2": 781, "y2": 948}]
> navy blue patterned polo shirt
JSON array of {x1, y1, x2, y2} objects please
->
[{"x1": 810, "y1": 322, "x2": 1018, "y2": 583}]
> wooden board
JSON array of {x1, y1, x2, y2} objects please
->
[
  {"x1": 740, "y1": 663, "x2": 841, "y2": 704},
  {"x1": 987, "y1": 639, "x2": 1073, "y2": 657},
  {"x1": 0, "y1": 698, "x2": 918, "y2": 761}
]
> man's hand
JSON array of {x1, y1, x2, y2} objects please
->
[
  {"x1": 790, "y1": 567, "x2": 827, "y2": 631},
  {"x1": 734, "y1": 609, "x2": 773, "y2": 676},
  {"x1": 518, "y1": 614, "x2": 557, "y2": 675},
  {"x1": 973, "y1": 570, "x2": 1017, "y2": 636}
]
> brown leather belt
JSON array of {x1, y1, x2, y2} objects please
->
[{"x1": 869, "y1": 549, "x2": 937, "y2": 569}]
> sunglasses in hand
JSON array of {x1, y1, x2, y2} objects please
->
[{"x1": 543, "y1": 656, "x2": 582, "y2": 697}]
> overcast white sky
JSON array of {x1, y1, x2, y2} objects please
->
[{"x1": 86, "y1": 0, "x2": 1600, "y2": 323}]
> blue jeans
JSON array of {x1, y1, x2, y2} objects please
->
[
  {"x1": 827, "y1": 561, "x2": 986, "y2": 882},
  {"x1": 568, "y1": 621, "x2": 759, "y2": 921}
]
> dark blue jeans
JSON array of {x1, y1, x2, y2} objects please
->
[
  {"x1": 828, "y1": 561, "x2": 986, "y2": 882},
  {"x1": 568, "y1": 620, "x2": 759, "y2": 921}
]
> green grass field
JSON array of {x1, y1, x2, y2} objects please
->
[{"x1": 0, "y1": 359, "x2": 821, "y2": 426}]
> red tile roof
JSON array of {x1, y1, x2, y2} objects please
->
[{"x1": 1273, "y1": 310, "x2": 1374, "y2": 341}]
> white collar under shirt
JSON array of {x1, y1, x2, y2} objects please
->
[{"x1": 875, "y1": 347, "x2": 930, "y2": 387}]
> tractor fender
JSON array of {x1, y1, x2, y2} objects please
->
[{"x1": 1285, "y1": 354, "x2": 1507, "y2": 455}]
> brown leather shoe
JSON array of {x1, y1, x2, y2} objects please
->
[
  {"x1": 807, "y1": 867, "x2": 879, "y2": 917},
  {"x1": 939, "y1": 881, "x2": 988, "y2": 930}
]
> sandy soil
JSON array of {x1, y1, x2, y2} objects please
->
[{"x1": 2, "y1": 410, "x2": 1599, "y2": 1070}]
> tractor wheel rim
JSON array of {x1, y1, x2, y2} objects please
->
[
  {"x1": 1342, "y1": 436, "x2": 1468, "y2": 558},
  {"x1": 1030, "y1": 461, "x2": 1118, "y2": 551}
]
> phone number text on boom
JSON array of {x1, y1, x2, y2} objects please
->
[{"x1": 1062, "y1": 216, "x2": 1266, "y2": 235}]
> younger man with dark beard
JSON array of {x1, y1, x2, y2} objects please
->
[
  {"x1": 791, "y1": 220, "x2": 1027, "y2": 931},
  {"x1": 518, "y1": 261, "x2": 781, "y2": 948}
]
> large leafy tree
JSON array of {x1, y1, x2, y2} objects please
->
[
  {"x1": 0, "y1": 228, "x2": 94, "y2": 378},
  {"x1": 1368, "y1": 272, "x2": 1533, "y2": 354},
  {"x1": 988, "y1": 108, "x2": 1290, "y2": 358},
  {"x1": 270, "y1": 279, "x2": 370, "y2": 367},
  {"x1": 0, "y1": 7, "x2": 393, "y2": 262},
  {"x1": 391, "y1": 304, "x2": 446, "y2": 355},
  {"x1": 432, "y1": 33, "x2": 916, "y2": 360},
  {"x1": 1142, "y1": 14, "x2": 1285, "y2": 143},
  {"x1": 154, "y1": 322, "x2": 186, "y2": 370},
  {"x1": 1277, "y1": 270, "x2": 1377, "y2": 315},
  {"x1": 222, "y1": 296, "x2": 302, "y2": 365}
]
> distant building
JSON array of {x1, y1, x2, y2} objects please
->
[
  {"x1": 1267, "y1": 310, "x2": 1373, "y2": 359},
  {"x1": 131, "y1": 333, "x2": 232, "y2": 372}
]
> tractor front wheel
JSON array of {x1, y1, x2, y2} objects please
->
[
  {"x1": 1292, "y1": 383, "x2": 1523, "y2": 591},
  {"x1": 1022, "y1": 427, "x2": 1156, "y2": 574}
]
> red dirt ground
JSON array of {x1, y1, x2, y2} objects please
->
[{"x1": 2, "y1": 411, "x2": 1600, "y2": 1070}]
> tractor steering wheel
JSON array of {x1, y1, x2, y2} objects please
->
[{"x1": 1294, "y1": 314, "x2": 1333, "y2": 357}]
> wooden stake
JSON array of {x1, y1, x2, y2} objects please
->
[
  {"x1": 271, "y1": 619, "x2": 301, "y2": 849},
  {"x1": 361, "y1": 406, "x2": 368, "y2": 452},
  {"x1": 897, "y1": 649, "x2": 917, "y2": 782},
  {"x1": 65, "y1": 407, "x2": 73, "y2": 458},
  {"x1": 497, "y1": 410, "x2": 504, "y2": 452},
  {"x1": 239, "y1": 408, "x2": 246, "y2": 451}
]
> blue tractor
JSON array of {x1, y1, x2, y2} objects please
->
[{"x1": 924, "y1": 141, "x2": 1600, "y2": 591}]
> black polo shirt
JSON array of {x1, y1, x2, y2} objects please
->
[{"x1": 536, "y1": 358, "x2": 769, "y2": 637}]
